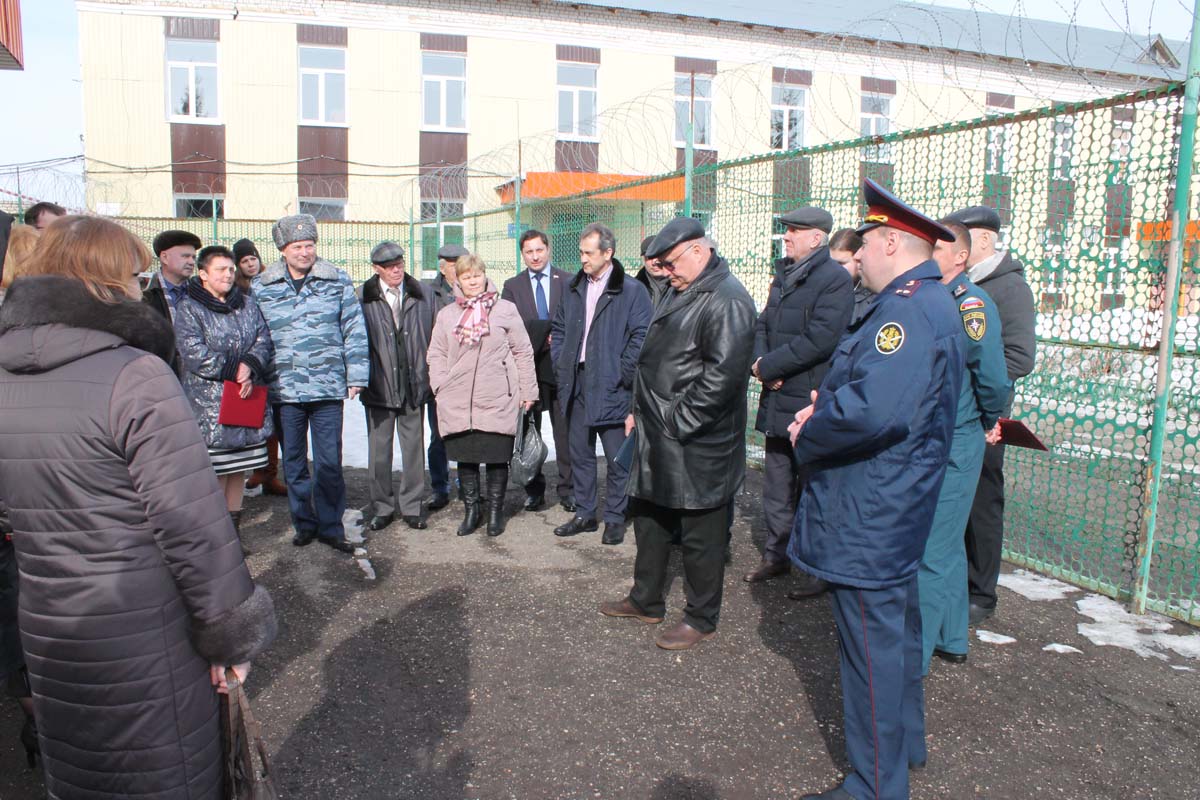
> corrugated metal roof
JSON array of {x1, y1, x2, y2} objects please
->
[{"x1": 556, "y1": 0, "x2": 1186, "y2": 80}]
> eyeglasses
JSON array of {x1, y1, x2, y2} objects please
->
[
  {"x1": 378, "y1": 262, "x2": 406, "y2": 271},
  {"x1": 656, "y1": 244, "x2": 692, "y2": 271}
]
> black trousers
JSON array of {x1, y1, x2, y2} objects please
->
[
  {"x1": 526, "y1": 381, "x2": 572, "y2": 500},
  {"x1": 762, "y1": 435, "x2": 806, "y2": 565},
  {"x1": 629, "y1": 499, "x2": 728, "y2": 634},
  {"x1": 965, "y1": 441, "x2": 1006, "y2": 609}
]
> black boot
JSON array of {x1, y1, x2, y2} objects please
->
[
  {"x1": 20, "y1": 717, "x2": 38, "y2": 768},
  {"x1": 485, "y1": 464, "x2": 508, "y2": 537},
  {"x1": 457, "y1": 466, "x2": 482, "y2": 536},
  {"x1": 230, "y1": 510, "x2": 249, "y2": 556}
]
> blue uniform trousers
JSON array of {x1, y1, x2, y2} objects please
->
[
  {"x1": 278, "y1": 400, "x2": 347, "y2": 543},
  {"x1": 918, "y1": 423, "x2": 986, "y2": 671},
  {"x1": 829, "y1": 579, "x2": 925, "y2": 800},
  {"x1": 567, "y1": 376, "x2": 630, "y2": 524}
]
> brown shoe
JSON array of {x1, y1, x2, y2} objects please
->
[
  {"x1": 263, "y1": 477, "x2": 288, "y2": 497},
  {"x1": 743, "y1": 559, "x2": 790, "y2": 583},
  {"x1": 245, "y1": 469, "x2": 266, "y2": 490},
  {"x1": 599, "y1": 598, "x2": 663, "y2": 624},
  {"x1": 655, "y1": 621, "x2": 714, "y2": 650}
]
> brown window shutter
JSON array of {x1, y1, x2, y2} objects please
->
[
  {"x1": 164, "y1": 17, "x2": 219, "y2": 40},
  {"x1": 675, "y1": 57, "x2": 716, "y2": 75},
  {"x1": 171, "y1": 123, "x2": 226, "y2": 194},
  {"x1": 421, "y1": 33, "x2": 467, "y2": 52},
  {"x1": 985, "y1": 92, "x2": 1015, "y2": 110},
  {"x1": 297, "y1": 126, "x2": 349, "y2": 199},
  {"x1": 556, "y1": 45, "x2": 600, "y2": 64},
  {"x1": 297, "y1": 25, "x2": 348, "y2": 46},
  {"x1": 861, "y1": 77, "x2": 896, "y2": 95},
  {"x1": 772, "y1": 67, "x2": 812, "y2": 86}
]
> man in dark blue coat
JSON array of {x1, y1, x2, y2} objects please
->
[
  {"x1": 550, "y1": 224, "x2": 652, "y2": 544},
  {"x1": 746, "y1": 206, "x2": 853, "y2": 593},
  {"x1": 790, "y1": 180, "x2": 965, "y2": 800}
]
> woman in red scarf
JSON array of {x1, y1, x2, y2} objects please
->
[{"x1": 428, "y1": 254, "x2": 537, "y2": 536}]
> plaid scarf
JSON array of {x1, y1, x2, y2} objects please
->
[{"x1": 453, "y1": 290, "x2": 497, "y2": 346}]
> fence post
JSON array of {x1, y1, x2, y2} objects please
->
[
  {"x1": 1132, "y1": 2, "x2": 1200, "y2": 614},
  {"x1": 211, "y1": 188, "x2": 219, "y2": 242},
  {"x1": 683, "y1": 73, "x2": 695, "y2": 218},
  {"x1": 514, "y1": 172, "x2": 522, "y2": 267},
  {"x1": 408, "y1": 200, "x2": 415, "y2": 276}
]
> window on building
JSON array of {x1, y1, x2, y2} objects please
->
[
  {"x1": 770, "y1": 82, "x2": 805, "y2": 151},
  {"x1": 860, "y1": 93, "x2": 892, "y2": 162},
  {"x1": 674, "y1": 73, "x2": 713, "y2": 148},
  {"x1": 1051, "y1": 117, "x2": 1074, "y2": 179},
  {"x1": 175, "y1": 195, "x2": 223, "y2": 219},
  {"x1": 166, "y1": 40, "x2": 219, "y2": 121},
  {"x1": 557, "y1": 62, "x2": 598, "y2": 140},
  {"x1": 423, "y1": 53, "x2": 467, "y2": 130},
  {"x1": 299, "y1": 198, "x2": 346, "y2": 221},
  {"x1": 984, "y1": 110, "x2": 1012, "y2": 175},
  {"x1": 420, "y1": 200, "x2": 465, "y2": 273},
  {"x1": 299, "y1": 46, "x2": 346, "y2": 124}
]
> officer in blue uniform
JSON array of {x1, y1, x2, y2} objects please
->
[
  {"x1": 918, "y1": 219, "x2": 1011, "y2": 671},
  {"x1": 789, "y1": 179, "x2": 965, "y2": 800}
]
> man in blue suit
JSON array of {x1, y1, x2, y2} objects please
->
[{"x1": 789, "y1": 180, "x2": 965, "y2": 800}]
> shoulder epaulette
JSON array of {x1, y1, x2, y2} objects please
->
[
  {"x1": 894, "y1": 279, "x2": 920, "y2": 297},
  {"x1": 952, "y1": 283, "x2": 967, "y2": 298}
]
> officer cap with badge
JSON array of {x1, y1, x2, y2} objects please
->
[{"x1": 855, "y1": 178, "x2": 955, "y2": 355}]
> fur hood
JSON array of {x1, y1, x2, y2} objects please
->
[{"x1": 0, "y1": 275, "x2": 176, "y2": 372}]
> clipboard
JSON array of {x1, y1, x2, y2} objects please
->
[
  {"x1": 218, "y1": 381, "x2": 268, "y2": 428},
  {"x1": 998, "y1": 418, "x2": 1047, "y2": 451}
]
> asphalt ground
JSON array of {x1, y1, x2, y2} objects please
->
[{"x1": 1, "y1": 464, "x2": 1198, "y2": 800}]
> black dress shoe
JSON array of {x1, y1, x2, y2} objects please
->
[
  {"x1": 524, "y1": 495, "x2": 546, "y2": 512},
  {"x1": 968, "y1": 603, "x2": 995, "y2": 626},
  {"x1": 292, "y1": 530, "x2": 316, "y2": 547},
  {"x1": 800, "y1": 786, "x2": 854, "y2": 800},
  {"x1": 319, "y1": 537, "x2": 356, "y2": 554},
  {"x1": 366, "y1": 513, "x2": 395, "y2": 531},
  {"x1": 910, "y1": 759, "x2": 928, "y2": 770},
  {"x1": 559, "y1": 496, "x2": 577, "y2": 513},
  {"x1": 428, "y1": 493, "x2": 450, "y2": 511},
  {"x1": 403, "y1": 515, "x2": 427, "y2": 530},
  {"x1": 601, "y1": 522, "x2": 626, "y2": 545},
  {"x1": 554, "y1": 516, "x2": 598, "y2": 537},
  {"x1": 786, "y1": 572, "x2": 830, "y2": 600},
  {"x1": 933, "y1": 648, "x2": 968, "y2": 664}
]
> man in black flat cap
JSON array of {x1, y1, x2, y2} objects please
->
[
  {"x1": 144, "y1": 229, "x2": 202, "y2": 322},
  {"x1": 945, "y1": 205, "x2": 1036, "y2": 626},
  {"x1": 634, "y1": 234, "x2": 672, "y2": 308},
  {"x1": 746, "y1": 206, "x2": 853, "y2": 596},
  {"x1": 358, "y1": 241, "x2": 437, "y2": 532},
  {"x1": 599, "y1": 217, "x2": 755, "y2": 650}
]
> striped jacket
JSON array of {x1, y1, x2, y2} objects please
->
[{"x1": 255, "y1": 257, "x2": 369, "y2": 403}]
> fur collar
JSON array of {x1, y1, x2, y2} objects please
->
[
  {"x1": 569, "y1": 258, "x2": 627, "y2": 292},
  {"x1": 0, "y1": 275, "x2": 176, "y2": 364},
  {"x1": 259, "y1": 256, "x2": 341, "y2": 286},
  {"x1": 362, "y1": 272, "x2": 427, "y2": 304}
]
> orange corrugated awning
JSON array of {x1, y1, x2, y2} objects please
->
[{"x1": 496, "y1": 172, "x2": 685, "y2": 204}]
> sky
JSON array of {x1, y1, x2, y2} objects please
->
[{"x1": 0, "y1": 0, "x2": 1194, "y2": 175}]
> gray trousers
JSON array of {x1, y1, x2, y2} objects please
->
[
  {"x1": 365, "y1": 404, "x2": 427, "y2": 518},
  {"x1": 762, "y1": 435, "x2": 807, "y2": 565}
]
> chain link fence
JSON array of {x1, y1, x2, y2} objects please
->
[{"x1": 103, "y1": 83, "x2": 1197, "y2": 624}]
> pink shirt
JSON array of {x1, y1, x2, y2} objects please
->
[{"x1": 580, "y1": 263, "x2": 612, "y2": 363}]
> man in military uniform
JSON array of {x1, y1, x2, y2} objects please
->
[
  {"x1": 256, "y1": 214, "x2": 370, "y2": 553},
  {"x1": 918, "y1": 220, "x2": 1010, "y2": 670},
  {"x1": 600, "y1": 218, "x2": 755, "y2": 650},
  {"x1": 790, "y1": 180, "x2": 964, "y2": 800},
  {"x1": 747, "y1": 206, "x2": 852, "y2": 597},
  {"x1": 945, "y1": 206, "x2": 1036, "y2": 625},
  {"x1": 424, "y1": 243, "x2": 468, "y2": 511}
]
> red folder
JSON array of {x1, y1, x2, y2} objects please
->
[
  {"x1": 218, "y1": 381, "x2": 268, "y2": 428},
  {"x1": 998, "y1": 418, "x2": 1048, "y2": 451}
]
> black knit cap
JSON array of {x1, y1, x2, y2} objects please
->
[{"x1": 232, "y1": 238, "x2": 262, "y2": 263}]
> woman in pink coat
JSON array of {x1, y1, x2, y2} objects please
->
[{"x1": 428, "y1": 254, "x2": 537, "y2": 537}]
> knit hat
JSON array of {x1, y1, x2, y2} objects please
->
[
  {"x1": 232, "y1": 238, "x2": 262, "y2": 264},
  {"x1": 271, "y1": 214, "x2": 319, "y2": 250}
]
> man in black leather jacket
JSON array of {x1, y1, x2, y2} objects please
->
[{"x1": 600, "y1": 218, "x2": 756, "y2": 651}]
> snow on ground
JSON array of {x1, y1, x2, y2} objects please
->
[
  {"x1": 997, "y1": 569, "x2": 1083, "y2": 602},
  {"x1": 1075, "y1": 594, "x2": 1200, "y2": 662},
  {"x1": 1042, "y1": 643, "x2": 1083, "y2": 654},
  {"x1": 976, "y1": 630, "x2": 1017, "y2": 645}
]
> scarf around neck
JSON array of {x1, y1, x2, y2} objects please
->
[{"x1": 454, "y1": 291, "x2": 497, "y2": 346}]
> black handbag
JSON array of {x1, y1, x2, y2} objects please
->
[
  {"x1": 510, "y1": 409, "x2": 548, "y2": 487},
  {"x1": 221, "y1": 669, "x2": 279, "y2": 800}
]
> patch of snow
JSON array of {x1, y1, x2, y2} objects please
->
[
  {"x1": 343, "y1": 510, "x2": 366, "y2": 544},
  {"x1": 1170, "y1": 665, "x2": 1194, "y2": 672},
  {"x1": 976, "y1": 630, "x2": 1017, "y2": 645},
  {"x1": 1042, "y1": 643, "x2": 1083, "y2": 654},
  {"x1": 998, "y1": 569, "x2": 1082, "y2": 601},
  {"x1": 1075, "y1": 594, "x2": 1200, "y2": 662},
  {"x1": 356, "y1": 558, "x2": 376, "y2": 580}
]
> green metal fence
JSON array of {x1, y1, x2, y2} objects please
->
[{"x1": 114, "y1": 82, "x2": 1200, "y2": 625}]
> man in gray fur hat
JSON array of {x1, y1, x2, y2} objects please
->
[{"x1": 255, "y1": 214, "x2": 369, "y2": 554}]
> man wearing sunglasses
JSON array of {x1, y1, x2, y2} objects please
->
[{"x1": 599, "y1": 217, "x2": 755, "y2": 650}]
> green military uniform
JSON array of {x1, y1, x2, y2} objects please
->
[{"x1": 917, "y1": 272, "x2": 1010, "y2": 671}]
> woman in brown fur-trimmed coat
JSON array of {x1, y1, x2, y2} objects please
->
[{"x1": 0, "y1": 216, "x2": 277, "y2": 799}]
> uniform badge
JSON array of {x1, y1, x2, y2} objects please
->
[
  {"x1": 875, "y1": 322, "x2": 905, "y2": 354},
  {"x1": 959, "y1": 296, "x2": 984, "y2": 311},
  {"x1": 952, "y1": 284, "x2": 967, "y2": 298},
  {"x1": 963, "y1": 311, "x2": 986, "y2": 341}
]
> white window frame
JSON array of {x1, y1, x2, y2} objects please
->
[
  {"x1": 859, "y1": 92, "x2": 893, "y2": 163},
  {"x1": 298, "y1": 198, "x2": 347, "y2": 222},
  {"x1": 174, "y1": 194, "x2": 224, "y2": 219},
  {"x1": 298, "y1": 46, "x2": 347, "y2": 127},
  {"x1": 1051, "y1": 117, "x2": 1074, "y2": 180},
  {"x1": 422, "y1": 52, "x2": 468, "y2": 132},
  {"x1": 770, "y1": 81, "x2": 806, "y2": 151},
  {"x1": 165, "y1": 39, "x2": 220, "y2": 123},
  {"x1": 1110, "y1": 117, "x2": 1135, "y2": 165},
  {"x1": 557, "y1": 61, "x2": 599, "y2": 142},
  {"x1": 674, "y1": 72, "x2": 715, "y2": 150},
  {"x1": 984, "y1": 106, "x2": 1012, "y2": 175}
]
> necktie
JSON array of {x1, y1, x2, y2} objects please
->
[
  {"x1": 534, "y1": 272, "x2": 549, "y2": 321},
  {"x1": 389, "y1": 288, "x2": 402, "y2": 329}
]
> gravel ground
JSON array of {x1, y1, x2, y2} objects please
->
[{"x1": 1, "y1": 465, "x2": 1197, "y2": 800}]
